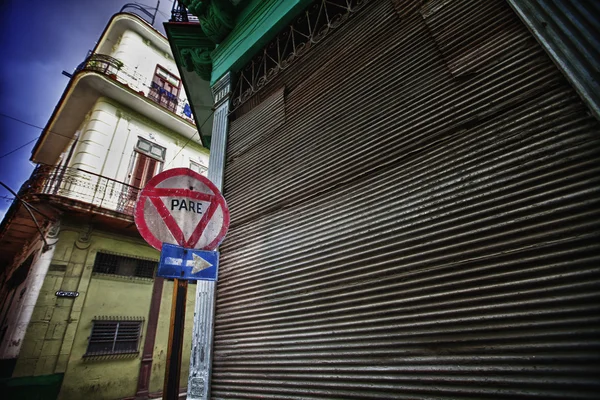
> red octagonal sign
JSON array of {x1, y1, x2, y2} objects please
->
[{"x1": 134, "y1": 168, "x2": 230, "y2": 251}]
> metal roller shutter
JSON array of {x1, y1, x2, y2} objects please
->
[
  {"x1": 508, "y1": 0, "x2": 600, "y2": 120},
  {"x1": 214, "y1": 0, "x2": 600, "y2": 398}
]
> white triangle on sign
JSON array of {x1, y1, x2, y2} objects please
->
[
  {"x1": 191, "y1": 253, "x2": 213, "y2": 274},
  {"x1": 160, "y1": 197, "x2": 212, "y2": 242}
]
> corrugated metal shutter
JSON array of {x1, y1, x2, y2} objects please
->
[
  {"x1": 507, "y1": 0, "x2": 600, "y2": 120},
  {"x1": 214, "y1": 0, "x2": 600, "y2": 398},
  {"x1": 227, "y1": 88, "x2": 286, "y2": 163}
]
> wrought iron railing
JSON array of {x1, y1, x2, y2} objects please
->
[
  {"x1": 170, "y1": 0, "x2": 199, "y2": 23},
  {"x1": 231, "y1": 0, "x2": 371, "y2": 113},
  {"x1": 76, "y1": 53, "x2": 124, "y2": 77},
  {"x1": 120, "y1": 2, "x2": 159, "y2": 25},
  {"x1": 148, "y1": 81, "x2": 179, "y2": 112},
  {"x1": 25, "y1": 165, "x2": 141, "y2": 216},
  {"x1": 74, "y1": 53, "x2": 195, "y2": 123}
]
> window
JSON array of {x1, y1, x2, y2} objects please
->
[
  {"x1": 85, "y1": 318, "x2": 143, "y2": 357},
  {"x1": 148, "y1": 65, "x2": 181, "y2": 112},
  {"x1": 93, "y1": 252, "x2": 157, "y2": 279},
  {"x1": 130, "y1": 138, "x2": 165, "y2": 189},
  {"x1": 136, "y1": 137, "x2": 166, "y2": 160},
  {"x1": 190, "y1": 160, "x2": 208, "y2": 176}
]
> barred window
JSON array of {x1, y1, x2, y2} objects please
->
[
  {"x1": 93, "y1": 252, "x2": 157, "y2": 279},
  {"x1": 85, "y1": 318, "x2": 143, "y2": 357}
]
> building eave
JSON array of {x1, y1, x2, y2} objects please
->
[{"x1": 164, "y1": 22, "x2": 215, "y2": 147}]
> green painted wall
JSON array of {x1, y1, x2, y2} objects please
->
[
  {"x1": 12, "y1": 219, "x2": 196, "y2": 399},
  {"x1": 149, "y1": 280, "x2": 196, "y2": 393},
  {"x1": 13, "y1": 228, "x2": 86, "y2": 378},
  {"x1": 210, "y1": 0, "x2": 313, "y2": 84},
  {"x1": 59, "y1": 275, "x2": 153, "y2": 400}
]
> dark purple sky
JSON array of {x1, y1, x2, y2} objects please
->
[{"x1": 0, "y1": 0, "x2": 174, "y2": 218}]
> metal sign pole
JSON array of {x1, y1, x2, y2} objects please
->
[
  {"x1": 163, "y1": 276, "x2": 188, "y2": 400},
  {"x1": 133, "y1": 164, "x2": 229, "y2": 400},
  {"x1": 187, "y1": 72, "x2": 232, "y2": 400}
]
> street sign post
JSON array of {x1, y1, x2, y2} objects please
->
[{"x1": 134, "y1": 168, "x2": 229, "y2": 400}]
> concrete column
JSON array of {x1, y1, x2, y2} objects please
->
[
  {"x1": 1, "y1": 222, "x2": 59, "y2": 359},
  {"x1": 187, "y1": 72, "x2": 232, "y2": 400}
]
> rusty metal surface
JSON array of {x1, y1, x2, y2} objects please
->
[
  {"x1": 214, "y1": 0, "x2": 600, "y2": 398},
  {"x1": 230, "y1": 0, "x2": 373, "y2": 115},
  {"x1": 228, "y1": 88, "x2": 285, "y2": 161},
  {"x1": 422, "y1": 0, "x2": 532, "y2": 77},
  {"x1": 508, "y1": 0, "x2": 600, "y2": 121}
]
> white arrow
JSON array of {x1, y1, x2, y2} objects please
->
[{"x1": 191, "y1": 253, "x2": 213, "y2": 274}]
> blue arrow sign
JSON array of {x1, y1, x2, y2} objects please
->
[{"x1": 158, "y1": 243, "x2": 219, "y2": 281}]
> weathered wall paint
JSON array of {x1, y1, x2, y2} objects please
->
[
  {"x1": 0, "y1": 241, "x2": 57, "y2": 360},
  {"x1": 94, "y1": 17, "x2": 196, "y2": 124},
  {"x1": 12, "y1": 227, "x2": 83, "y2": 378},
  {"x1": 58, "y1": 276, "x2": 154, "y2": 400},
  {"x1": 149, "y1": 280, "x2": 196, "y2": 393},
  {"x1": 70, "y1": 97, "x2": 209, "y2": 186},
  {"x1": 10, "y1": 219, "x2": 196, "y2": 399},
  {"x1": 111, "y1": 30, "x2": 183, "y2": 100},
  {"x1": 0, "y1": 223, "x2": 57, "y2": 362}
]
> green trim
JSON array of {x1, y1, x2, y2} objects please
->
[
  {"x1": 182, "y1": 0, "x2": 237, "y2": 43},
  {"x1": 164, "y1": 22, "x2": 216, "y2": 148},
  {"x1": 2, "y1": 373, "x2": 64, "y2": 387},
  {"x1": 210, "y1": 0, "x2": 313, "y2": 84},
  {"x1": 0, "y1": 373, "x2": 64, "y2": 400}
]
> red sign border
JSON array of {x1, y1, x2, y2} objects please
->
[{"x1": 134, "y1": 168, "x2": 230, "y2": 251}]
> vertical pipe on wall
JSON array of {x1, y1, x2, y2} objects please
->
[{"x1": 187, "y1": 72, "x2": 232, "y2": 400}]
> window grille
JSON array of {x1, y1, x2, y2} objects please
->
[
  {"x1": 93, "y1": 252, "x2": 157, "y2": 279},
  {"x1": 85, "y1": 317, "x2": 143, "y2": 357}
]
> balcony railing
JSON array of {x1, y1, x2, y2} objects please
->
[
  {"x1": 77, "y1": 54, "x2": 124, "y2": 77},
  {"x1": 74, "y1": 53, "x2": 196, "y2": 123},
  {"x1": 170, "y1": 1, "x2": 199, "y2": 23},
  {"x1": 25, "y1": 165, "x2": 141, "y2": 216}
]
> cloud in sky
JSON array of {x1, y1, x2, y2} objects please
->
[{"x1": 0, "y1": 0, "x2": 173, "y2": 218}]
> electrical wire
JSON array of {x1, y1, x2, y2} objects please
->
[
  {"x1": 166, "y1": 110, "x2": 214, "y2": 168},
  {"x1": 0, "y1": 181, "x2": 55, "y2": 250},
  {"x1": 0, "y1": 111, "x2": 84, "y2": 159},
  {"x1": 0, "y1": 111, "x2": 49, "y2": 131},
  {"x1": 0, "y1": 138, "x2": 38, "y2": 159},
  {"x1": 133, "y1": 1, "x2": 169, "y2": 19}
]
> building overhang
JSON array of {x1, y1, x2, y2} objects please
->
[
  {"x1": 164, "y1": 0, "x2": 311, "y2": 145},
  {"x1": 31, "y1": 70, "x2": 200, "y2": 165},
  {"x1": 97, "y1": 13, "x2": 174, "y2": 56}
]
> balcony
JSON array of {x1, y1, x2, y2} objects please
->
[
  {"x1": 32, "y1": 52, "x2": 202, "y2": 165},
  {"x1": 76, "y1": 53, "x2": 195, "y2": 123},
  {"x1": 0, "y1": 165, "x2": 142, "y2": 267},
  {"x1": 77, "y1": 53, "x2": 124, "y2": 77},
  {"x1": 170, "y1": 1, "x2": 199, "y2": 23},
  {"x1": 25, "y1": 165, "x2": 140, "y2": 218}
]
